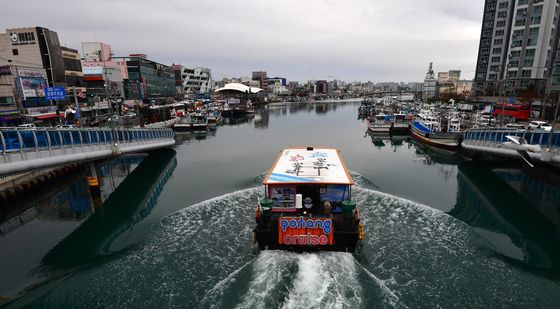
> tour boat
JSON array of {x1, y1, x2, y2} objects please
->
[
  {"x1": 254, "y1": 147, "x2": 364, "y2": 252},
  {"x1": 410, "y1": 115, "x2": 462, "y2": 151}
]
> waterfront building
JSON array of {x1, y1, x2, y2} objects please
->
[
  {"x1": 437, "y1": 72, "x2": 449, "y2": 84},
  {"x1": 423, "y1": 62, "x2": 437, "y2": 101},
  {"x1": 171, "y1": 64, "x2": 183, "y2": 98},
  {"x1": 437, "y1": 70, "x2": 462, "y2": 97},
  {"x1": 315, "y1": 80, "x2": 328, "y2": 94},
  {"x1": 61, "y1": 47, "x2": 86, "y2": 101},
  {"x1": 456, "y1": 80, "x2": 474, "y2": 94},
  {"x1": 0, "y1": 27, "x2": 69, "y2": 121},
  {"x1": 81, "y1": 42, "x2": 126, "y2": 101},
  {"x1": 267, "y1": 77, "x2": 287, "y2": 87},
  {"x1": 474, "y1": 0, "x2": 560, "y2": 95},
  {"x1": 268, "y1": 80, "x2": 288, "y2": 94},
  {"x1": 0, "y1": 65, "x2": 49, "y2": 125},
  {"x1": 361, "y1": 82, "x2": 374, "y2": 93},
  {"x1": 287, "y1": 81, "x2": 299, "y2": 90},
  {"x1": 118, "y1": 54, "x2": 175, "y2": 103},
  {"x1": 375, "y1": 82, "x2": 399, "y2": 92},
  {"x1": 180, "y1": 66, "x2": 212, "y2": 98},
  {"x1": 252, "y1": 71, "x2": 268, "y2": 91},
  {"x1": 406, "y1": 82, "x2": 423, "y2": 92}
]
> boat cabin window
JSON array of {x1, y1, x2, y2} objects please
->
[
  {"x1": 268, "y1": 184, "x2": 350, "y2": 213},
  {"x1": 269, "y1": 185, "x2": 296, "y2": 209}
]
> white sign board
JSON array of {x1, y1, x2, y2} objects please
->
[{"x1": 264, "y1": 148, "x2": 352, "y2": 184}]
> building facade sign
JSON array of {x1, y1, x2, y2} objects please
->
[
  {"x1": 26, "y1": 106, "x2": 57, "y2": 115},
  {"x1": 0, "y1": 110, "x2": 19, "y2": 116},
  {"x1": 9, "y1": 31, "x2": 37, "y2": 46},
  {"x1": 0, "y1": 66, "x2": 12, "y2": 76},
  {"x1": 16, "y1": 77, "x2": 47, "y2": 99},
  {"x1": 16, "y1": 67, "x2": 47, "y2": 79}
]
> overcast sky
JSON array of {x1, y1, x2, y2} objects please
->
[{"x1": 2, "y1": 0, "x2": 484, "y2": 83}]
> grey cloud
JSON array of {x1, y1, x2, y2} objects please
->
[{"x1": 2, "y1": 0, "x2": 484, "y2": 82}]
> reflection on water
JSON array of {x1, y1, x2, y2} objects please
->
[
  {"x1": 2, "y1": 101, "x2": 560, "y2": 306},
  {"x1": 449, "y1": 161, "x2": 560, "y2": 276},
  {"x1": 366, "y1": 131, "x2": 409, "y2": 152},
  {"x1": 0, "y1": 149, "x2": 177, "y2": 299}
]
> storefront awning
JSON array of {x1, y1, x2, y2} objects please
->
[{"x1": 27, "y1": 112, "x2": 62, "y2": 120}]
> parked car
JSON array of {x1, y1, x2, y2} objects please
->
[
  {"x1": 55, "y1": 124, "x2": 75, "y2": 129},
  {"x1": 505, "y1": 123, "x2": 525, "y2": 130},
  {"x1": 528, "y1": 121, "x2": 552, "y2": 132},
  {"x1": 17, "y1": 123, "x2": 36, "y2": 129}
]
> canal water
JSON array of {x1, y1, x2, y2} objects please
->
[{"x1": 1, "y1": 101, "x2": 560, "y2": 308}]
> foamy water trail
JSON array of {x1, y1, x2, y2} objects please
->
[
  {"x1": 8, "y1": 181, "x2": 560, "y2": 308},
  {"x1": 234, "y1": 251, "x2": 296, "y2": 309},
  {"x1": 281, "y1": 252, "x2": 363, "y2": 309}
]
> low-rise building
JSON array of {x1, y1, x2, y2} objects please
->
[
  {"x1": 81, "y1": 42, "x2": 126, "y2": 101},
  {"x1": 61, "y1": 46, "x2": 86, "y2": 99},
  {"x1": 181, "y1": 66, "x2": 212, "y2": 98},
  {"x1": 252, "y1": 71, "x2": 268, "y2": 91}
]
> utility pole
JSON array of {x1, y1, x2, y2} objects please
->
[
  {"x1": 548, "y1": 91, "x2": 560, "y2": 149},
  {"x1": 100, "y1": 50, "x2": 113, "y2": 125},
  {"x1": 73, "y1": 86, "x2": 81, "y2": 126},
  {"x1": 500, "y1": 60, "x2": 510, "y2": 127}
]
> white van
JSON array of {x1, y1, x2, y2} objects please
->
[
  {"x1": 17, "y1": 123, "x2": 36, "y2": 129},
  {"x1": 528, "y1": 121, "x2": 552, "y2": 132}
]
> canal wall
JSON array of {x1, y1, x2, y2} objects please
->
[{"x1": 0, "y1": 163, "x2": 84, "y2": 202}]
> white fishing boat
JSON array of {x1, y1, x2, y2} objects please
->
[{"x1": 367, "y1": 113, "x2": 392, "y2": 135}]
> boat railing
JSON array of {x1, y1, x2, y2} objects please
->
[{"x1": 0, "y1": 127, "x2": 174, "y2": 155}]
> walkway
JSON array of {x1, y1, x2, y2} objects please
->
[
  {"x1": 0, "y1": 127, "x2": 175, "y2": 176},
  {"x1": 462, "y1": 127, "x2": 560, "y2": 165}
]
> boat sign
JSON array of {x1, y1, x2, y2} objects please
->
[
  {"x1": 264, "y1": 148, "x2": 353, "y2": 185},
  {"x1": 278, "y1": 217, "x2": 334, "y2": 245}
]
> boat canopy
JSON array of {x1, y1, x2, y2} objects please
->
[{"x1": 263, "y1": 148, "x2": 353, "y2": 185}]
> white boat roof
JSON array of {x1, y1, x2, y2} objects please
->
[{"x1": 264, "y1": 148, "x2": 353, "y2": 185}]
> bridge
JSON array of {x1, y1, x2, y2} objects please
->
[
  {"x1": 462, "y1": 128, "x2": 560, "y2": 167},
  {"x1": 0, "y1": 127, "x2": 175, "y2": 177}
]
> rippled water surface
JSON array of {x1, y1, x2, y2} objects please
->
[{"x1": 1, "y1": 101, "x2": 560, "y2": 308}]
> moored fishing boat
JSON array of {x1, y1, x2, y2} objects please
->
[
  {"x1": 390, "y1": 113, "x2": 410, "y2": 135},
  {"x1": 410, "y1": 115, "x2": 462, "y2": 151},
  {"x1": 254, "y1": 147, "x2": 363, "y2": 252},
  {"x1": 173, "y1": 114, "x2": 208, "y2": 131},
  {"x1": 367, "y1": 113, "x2": 392, "y2": 135},
  {"x1": 206, "y1": 110, "x2": 221, "y2": 126}
]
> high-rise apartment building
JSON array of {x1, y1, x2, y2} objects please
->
[{"x1": 474, "y1": 0, "x2": 560, "y2": 95}]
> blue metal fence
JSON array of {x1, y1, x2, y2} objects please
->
[
  {"x1": 0, "y1": 127, "x2": 174, "y2": 154},
  {"x1": 464, "y1": 128, "x2": 560, "y2": 148}
]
